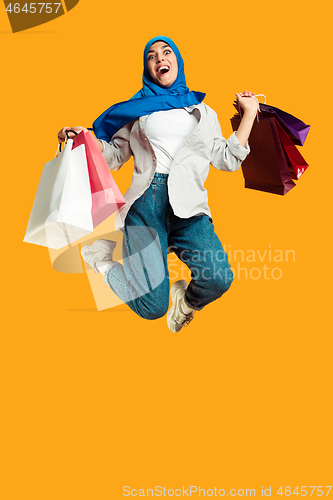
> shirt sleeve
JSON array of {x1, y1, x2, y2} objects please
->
[
  {"x1": 99, "y1": 121, "x2": 133, "y2": 171},
  {"x1": 209, "y1": 108, "x2": 250, "y2": 172}
]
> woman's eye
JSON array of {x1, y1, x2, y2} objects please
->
[{"x1": 164, "y1": 50, "x2": 171, "y2": 54}]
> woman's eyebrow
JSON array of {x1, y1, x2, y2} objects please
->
[{"x1": 147, "y1": 44, "x2": 171, "y2": 55}]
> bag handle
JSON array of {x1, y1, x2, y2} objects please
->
[
  {"x1": 253, "y1": 94, "x2": 266, "y2": 122},
  {"x1": 253, "y1": 94, "x2": 266, "y2": 105},
  {"x1": 58, "y1": 129, "x2": 79, "y2": 153},
  {"x1": 65, "y1": 129, "x2": 79, "y2": 139}
]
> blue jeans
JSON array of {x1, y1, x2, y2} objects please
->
[{"x1": 104, "y1": 173, "x2": 233, "y2": 319}]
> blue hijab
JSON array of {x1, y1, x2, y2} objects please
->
[{"x1": 92, "y1": 36, "x2": 205, "y2": 141}]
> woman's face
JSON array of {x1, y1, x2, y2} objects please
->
[{"x1": 146, "y1": 41, "x2": 178, "y2": 88}]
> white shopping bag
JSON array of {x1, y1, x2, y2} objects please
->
[{"x1": 24, "y1": 139, "x2": 93, "y2": 249}]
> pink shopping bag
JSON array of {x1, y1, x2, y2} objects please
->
[{"x1": 71, "y1": 130, "x2": 125, "y2": 227}]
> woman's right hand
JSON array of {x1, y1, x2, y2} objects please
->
[{"x1": 57, "y1": 126, "x2": 87, "y2": 143}]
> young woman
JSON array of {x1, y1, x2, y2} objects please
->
[{"x1": 58, "y1": 36, "x2": 258, "y2": 332}]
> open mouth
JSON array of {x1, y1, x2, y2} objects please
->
[{"x1": 158, "y1": 66, "x2": 170, "y2": 75}]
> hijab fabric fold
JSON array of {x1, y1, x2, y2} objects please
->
[{"x1": 92, "y1": 36, "x2": 205, "y2": 142}]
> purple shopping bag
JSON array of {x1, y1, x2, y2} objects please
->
[
  {"x1": 258, "y1": 103, "x2": 310, "y2": 146},
  {"x1": 233, "y1": 100, "x2": 310, "y2": 146}
]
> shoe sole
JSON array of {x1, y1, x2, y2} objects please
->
[
  {"x1": 167, "y1": 280, "x2": 188, "y2": 333},
  {"x1": 170, "y1": 279, "x2": 188, "y2": 302},
  {"x1": 81, "y1": 239, "x2": 116, "y2": 258},
  {"x1": 81, "y1": 240, "x2": 116, "y2": 274}
]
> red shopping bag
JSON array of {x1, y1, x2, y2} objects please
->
[
  {"x1": 274, "y1": 119, "x2": 309, "y2": 180},
  {"x1": 231, "y1": 115, "x2": 296, "y2": 195},
  {"x1": 71, "y1": 130, "x2": 125, "y2": 227}
]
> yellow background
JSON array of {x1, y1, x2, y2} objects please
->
[{"x1": 1, "y1": 0, "x2": 332, "y2": 498}]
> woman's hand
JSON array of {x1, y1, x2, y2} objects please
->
[
  {"x1": 235, "y1": 90, "x2": 258, "y2": 117},
  {"x1": 234, "y1": 90, "x2": 258, "y2": 147},
  {"x1": 57, "y1": 125, "x2": 104, "y2": 153},
  {"x1": 57, "y1": 126, "x2": 87, "y2": 143}
]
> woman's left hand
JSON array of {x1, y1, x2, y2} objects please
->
[{"x1": 235, "y1": 90, "x2": 258, "y2": 116}]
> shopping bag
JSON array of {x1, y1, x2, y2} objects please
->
[
  {"x1": 71, "y1": 130, "x2": 126, "y2": 227},
  {"x1": 231, "y1": 115, "x2": 296, "y2": 195},
  {"x1": 274, "y1": 119, "x2": 309, "y2": 179},
  {"x1": 258, "y1": 103, "x2": 310, "y2": 146},
  {"x1": 24, "y1": 139, "x2": 93, "y2": 249},
  {"x1": 233, "y1": 100, "x2": 310, "y2": 146}
]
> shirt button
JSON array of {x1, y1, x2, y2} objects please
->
[
  {"x1": 153, "y1": 157, "x2": 156, "y2": 161},
  {"x1": 144, "y1": 137, "x2": 148, "y2": 141}
]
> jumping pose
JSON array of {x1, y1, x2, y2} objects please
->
[{"x1": 58, "y1": 36, "x2": 258, "y2": 332}]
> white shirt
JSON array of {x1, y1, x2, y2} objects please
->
[
  {"x1": 100, "y1": 103, "x2": 250, "y2": 230},
  {"x1": 145, "y1": 109, "x2": 199, "y2": 174}
]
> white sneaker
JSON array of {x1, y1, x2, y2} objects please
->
[
  {"x1": 167, "y1": 280, "x2": 195, "y2": 333},
  {"x1": 81, "y1": 239, "x2": 116, "y2": 274}
]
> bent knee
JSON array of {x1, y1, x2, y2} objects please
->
[
  {"x1": 136, "y1": 301, "x2": 169, "y2": 321},
  {"x1": 208, "y1": 266, "x2": 234, "y2": 296}
]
